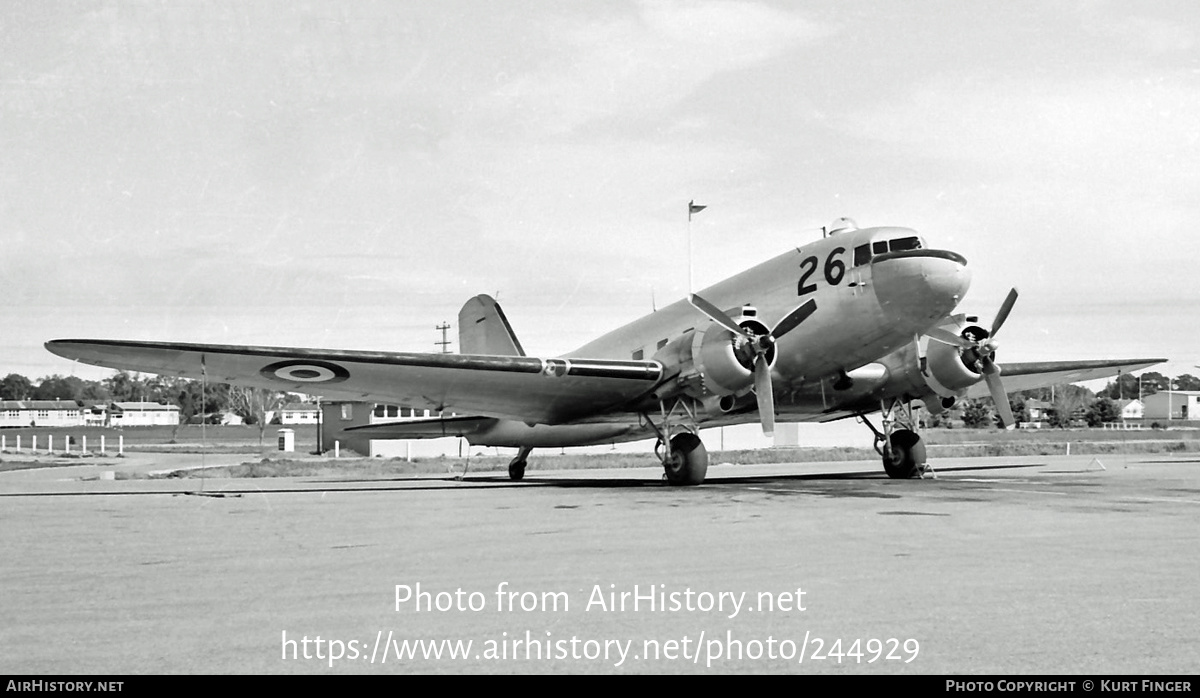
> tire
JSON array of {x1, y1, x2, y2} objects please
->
[
  {"x1": 508, "y1": 461, "x2": 526, "y2": 481},
  {"x1": 882, "y1": 429, "x2": 925, "y2": 479},
  {"x1": 663, "y1": 432, "x2": 708, "y2": 486}
]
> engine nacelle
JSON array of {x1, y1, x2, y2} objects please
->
[
  {"x1": 650, "y1": 308, "x2": 770, "y2": 403},
  {"x1": 921, "y1": 316, "x2": 988, "y2": 398}
]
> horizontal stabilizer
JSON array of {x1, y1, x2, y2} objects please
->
[{"x1": 343, "y1": 415, "x2": 497, "y2": 439}]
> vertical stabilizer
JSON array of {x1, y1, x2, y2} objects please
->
[{"x1": 458, "y1": 295, "x2": 527, "y2": 356}]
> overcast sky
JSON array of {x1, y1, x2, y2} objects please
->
[{"x1": 3, "y1": 1, "x2": 1198, "y2": 384}]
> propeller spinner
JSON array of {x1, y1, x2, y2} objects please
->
[
  {"x1": 689, "y1": 294, "x2": 817, "y2": 436},
  {"x1": 927, "y1": 288, "x2": 1020, "y2": 428}
]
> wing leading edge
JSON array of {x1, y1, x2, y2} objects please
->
[{"x1": 45, "y1": 339, "x2": 662, "y2": 425}]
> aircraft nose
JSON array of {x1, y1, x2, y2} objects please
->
[{"x1": 871, "y1": 249, "x2": 971, "y2": 325}]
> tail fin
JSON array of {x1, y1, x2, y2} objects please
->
[{"x1": 458, "y1": 294, "x2": 526, "y2": 356}]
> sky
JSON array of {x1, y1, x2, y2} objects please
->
[{"x1": 3, "y1": 0, "x2": 1199, "y2": 388}]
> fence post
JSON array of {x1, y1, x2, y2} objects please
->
[
  {"x1": 82, "y1": 435, "x2": 87, "y2": 453},
  {"x1": 334, "y1": 440, "x2": 340, "y2": 459},
  {"x1": 118, "y1": 435, "x2": 124, "y2": 455},
  {"x1": 100, "y1": 435, "x2": 106, "y2": 454},
  {"x1": 48, "y1": 434, "x2": 53, "y2": 453}
]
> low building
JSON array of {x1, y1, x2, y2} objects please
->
[
  {"x1": 0, "y1": 400, "x2": 85, "y2": 428},
  {"x1": 1020, "y1": 398, "x2": 1052, "y2": 428},
  {"x1": 1117, "y1": 399, "x2": 1144, "y2": 421},
  {"x1": 1142, "y1": 391, "x2": 1200, "y2": 421},
  {"x1": 108, "y1": 402, "x2": 180, "y2": 426},
  {"x1": 320, "y1": 401, "x2": 460, "y2": 457},
  {"x1": 278, "y1": 402, "x2": 319, "y2": 424}
]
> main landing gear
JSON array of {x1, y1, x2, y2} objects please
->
[
  {"x1": 642, "y1": 399, "x2": 708, "y2": 486},
  {"x1": 859, "y1": 399, "x2": 933, "y2": 479},
  {"x1": 507, "y1": 445, "x2": 532, "y2": 481}
]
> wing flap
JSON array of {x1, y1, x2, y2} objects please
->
[{"x1": 45, "y1": 339, "x2": 662, "y2": 425}]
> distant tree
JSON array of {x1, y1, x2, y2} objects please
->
[
  {"x1": 1085, "y1": 397, "x2": 1120, "y2": 427},
  {"x1": 0, "y1": 373, "x2": 33, "y2": 400},
  {"x1": 1007, "y1": 396, "x2": 1027, "y2": 425},
  {"x1": 1137, "y1": 372, "x2": 1167, "y2": 397},
  {"x1": 174, "y1": 380, "x2": 230, "y2": 421},
  {"x1": 79, "y1": 381, "x2": 111, "y2": 401},
  {"x1": 104, "y1": 371, "x2": 138, "y2": 402},
  {"x1": 1176, "y1": 374, "x2": 1200, "y2": 392},
  {"x1": 33, "y1": 375, "x2": 86, "y2": 401},
  {"x1": 961, "y1": 399, "x2": 993, "y2": 428},
  {"x1": 229, "y1": 386, "x2": 286, "y2": 446},
  {"x1": 1046, "y1": 383, "x2": 1092, "y2": 428}
]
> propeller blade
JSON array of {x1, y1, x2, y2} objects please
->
[
  {"x1": 753, "y1": 353, "x2": 775, "y2": 437},
  {"x1": 927, "y1": 327, "x2": 973, "y2": 349},
  {"x1": 990, "y1": 288, "x2": 1019, "y2": 338},
  {"x1": 983, "y1": 365, "x2": 1015, "y2": 429},
  {"x1": 688, "y1": 294, "x2": 747, "y2": 337},
  {"x1": 770, "y1": 298, "x2": 818, "y2": 340}
]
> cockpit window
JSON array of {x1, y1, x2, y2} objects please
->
[
  {"x1": 872, "y1": 241, "x2": 888, "y2": 255},
  {"x1": 853, "y1": 244, "x2": 871, "y2": 267},
  {"x1": 888, "y1": 236, "x2": 922, "y2": 252}
]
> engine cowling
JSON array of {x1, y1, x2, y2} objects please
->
[
  {"x1": 921, "y1": 316, "x2": 994, "y2": 398},
  {"x1": 650, "y1": 308, "x2": 772, "y2": 406}
]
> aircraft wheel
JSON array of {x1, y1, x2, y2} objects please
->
[
  {"x1": 508, "y1": 460, "x2": 526, "y2": 481},
  {"x1": 882, "y1": 429, "x2": 925, "y2": 479},
  {"x1": 662, "y1": 432, "x2": 708, "y2": 486}
]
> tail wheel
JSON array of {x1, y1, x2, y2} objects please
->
[
  {"x1": 662, "y1": 432, "x2": 708, "y2": 486},
  {"x1": 882, "y1": 429, "x2": 925, "y2": 479}
]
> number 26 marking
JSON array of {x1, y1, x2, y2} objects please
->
[{"x1": 798, "y1": 247, "x2": 846, "y2": 296}]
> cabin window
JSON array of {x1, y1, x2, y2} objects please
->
[
  {"x1": 888, "y1": 236, "x2": 921, "y2": 252},
  {"x1": 632, "y1": 349, "x2": 644, "y2": 360},
  {"x1": 373, "y1": 404, "x2": 386, "y2": 417},
  {"x1": 386, "y1": 405, "x2": 398, "y2": 418},
  {"x1": 657, "y1": 338, "x2": 669, "y2": 350},
  {"x1": 854, "y1": 244, "x2": 871, "y2": 266}
]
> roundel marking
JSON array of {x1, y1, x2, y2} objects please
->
[
  {"x1": 260, "y1": 359, "x2": 350, "y2": 384},
  {"x1": 542, "y1": 358, "x2": 570, "y2": 378}
]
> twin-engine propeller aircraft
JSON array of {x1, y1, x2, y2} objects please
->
[{"x1": 46, "y1": 219, "x2": 1161, "y2": 485}]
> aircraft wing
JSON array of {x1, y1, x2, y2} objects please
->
[
  {"x1": 44, "y1": 339, "x2": 662, "y2": 425},
  {"x1": 964, "y1": 358, "x2": 1164, "y2": 399}
]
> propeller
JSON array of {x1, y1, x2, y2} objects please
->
[
  {"x1": 689, "y1": 294, "x2": 818, "y2": 436},
  {"x1": 928, "y1": 288, "x2": 1019, "y2": 428}
]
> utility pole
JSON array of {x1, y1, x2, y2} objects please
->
[{"x1": 435, "y1": 322, "x2": 452, "y2": 353}]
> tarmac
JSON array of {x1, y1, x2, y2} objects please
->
[{"x1": 2, "y1": 450, "x2": 1198, "y2": 674}]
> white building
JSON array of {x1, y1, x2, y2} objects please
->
[
  {"x1": 321, "y1": 401, "x2": 461, "y2": 457},
  {"x1": 1142, "y1": 391, "x2": 1200, "y2": 421},
  {"x1": 0, "y1": 400, "x2": 85, "y2": 428},
  {"x1": 108, "y1": 402, "x2": 180, "y2": 426},
  {"x1": 1117, "y1": 399, "x2": 1143, "y2": 421},
  {"x1": 278, "y1": 402, "x2": 319, "y2": 424}
]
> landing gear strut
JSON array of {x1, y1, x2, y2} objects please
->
[
  {"x1": 642, "y1": 399, "x2": 708, "y2": 485},
  {"x1": 860, "y1": 399, "x2": 933, "y2": 479},
  {"x1": 508, "y1": 446, "x2": 532, "y2": 481}
]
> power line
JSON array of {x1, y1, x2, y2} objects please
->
[{"x1": 435, "y1": 322, "x2": 452, "y2": 353}]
